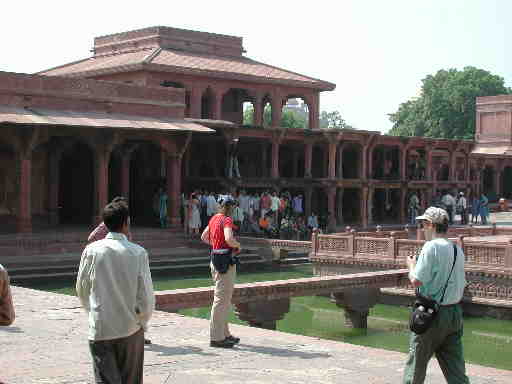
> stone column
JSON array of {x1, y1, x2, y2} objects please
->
[
  {"x1": 368, "y1": 145, "x2": 375, "y2": 180},
  {"x1": 400, "y1": 188, "x2": 407, "y2": 224},
  {"x1": 496, "y1": 167, "x2": 502, "y2": 197},
  {"x1": 212, "y1": 88, "x2": 226, "y2": 121},
  {"x1": 361, "y1": 145, "x2": 368, "y2": 180},
  {"x1": 167, "y1": 154, "x2": 182, "y2": 228},
  {"x1": 93, "y1": 149, "x2": 109, "y2": 225},
  {"x1": 361, "y1": 186, "x2": 369, "y2": 228},
  {"x1": 327, "y1": 187, "x2": 336, "y2": 231},
  {"x1": 307, "y1": 93, "x2": 320, "y2": 130},
  {"x1": 271, "y1": 139, "x2": 280, "y2": 179},
  {"x1": 235, "y1": 298, "x2": 290, "y2": 330},
  {"x1": 328, "y1": 142, "x2": 337, "y2": 180},
  {"x1": 401, "y1": 146, "x2": 408, "y2": 181},
  {"x1": 271, "y1": 96, "x2": 283, "y2": 127},
  {"x1": 48, "y1": 149, "x2": 62, "y2": 226},
  {"x1": 367, "y1": 186, "x2": 374, "y2": 226},
  {"x1": 336, "y1": 188, "x2": 344, "y2": 225},
  {"x1": 426, "y1": 147, "x2": 433, "y2": 181},
  {"x1": 253, "y1": 94, "x2": 263, "y2": 126},
  {"x1": 305, "y1": 187, "x2": 312, "y2": 218},
  {"x1": 336, "y1": 143, "x2": 344, "y2": 179},
  {"x1": 120, "y1": 152, "x2": 131, "y2": 199},
  {"x1": 449, "y1": 151, "x2": 456, "y2": 181},
  {"x1": 17, "y1": 154, "x2": 32, "y2": 233},
  {"x1": 304, "y1": 141, "x2": 313, "y2": 178},
  {"x1": 189, "y1": 86, "x2": 203, "y2": 119},
  {"x1": 332, "y1": 288, "x2": 380, "y2": 329}
]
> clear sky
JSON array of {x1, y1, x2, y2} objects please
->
[{"x1": 1, "y1": 1, "x2": 509, "y2": 133}]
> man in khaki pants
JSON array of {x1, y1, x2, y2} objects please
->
[{"x1": 201, "y1": 197, "x2": 241, "y2": 348}]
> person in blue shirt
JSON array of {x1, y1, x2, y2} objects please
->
[
  {"x1": 403, "y1": 207, "x2": 469, "y2": 384},
  {"x1": 479, "y1": 193, "x2": 489, "y2": 225}
]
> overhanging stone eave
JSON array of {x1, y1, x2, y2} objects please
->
[{"x1": 145, "y1": 63, "x2": 335, "y2": 91}]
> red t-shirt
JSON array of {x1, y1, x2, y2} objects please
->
[{"x1": 208, "y1": 214, "x2": 234, "y2": 250}]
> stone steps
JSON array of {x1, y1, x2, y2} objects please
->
[{"x1": 8, "y1": 250, "x2": 266, "y2": 284}]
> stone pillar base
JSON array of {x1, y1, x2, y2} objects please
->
[
  {"x1": 344, "y1": 309, "x2": 369, "y2": 329},
  {"x1": 16, "y1": 218, "x2": 32, "y2": 233},
  {"x1": 331, "y1": 288, "x2": 380, "y2": 329},
  {"x1": 235, "y1": 298, "x2": 290, "y2": 330}
]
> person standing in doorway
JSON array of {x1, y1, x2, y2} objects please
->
[
  {"x1": 457, "y1": 192, "x2": 467, "y2": 225},
  {"x1": 408, "y1": 192, "x2": 420, "y2": 225},
  {"x1": 201, "y1": 198, "x2": 241, "y2": 348},
  {"x1": 471, "y1": 195, "x2": 480, "y2": 224},
  {"x1": 0, "y1": 264, "x2": 15, "y2": 326},
  {"x1": 188, "y1": 193, "x2": 202, "y2": 235},
  {"x1": 77, "y1": 200, "x2": 155, "y2": 383},
  {"x1": 158, "y1": 187, "x2": 168, "y2": 229},
  {"x1": 479, "y1": 193, "x2": 489, "y2": 225},
  {"x1": 403, "y1": 207, "x2": 469, "y2": 384}
]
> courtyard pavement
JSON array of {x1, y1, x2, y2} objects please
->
[{"x1": 2, "y1": 287, "x2": 511, "y2": 384}]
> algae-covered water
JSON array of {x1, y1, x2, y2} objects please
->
[{"x1": 36, "y1": 265, "x2": 512, "y2": 371}]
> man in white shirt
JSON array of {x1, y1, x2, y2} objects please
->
[
  {"x1": 441, "y1": 192, "x2": 456, "y2": 225},
  {"x1": 77, "y1": 201, "x2": 155, "y2": 383},
  {"x1": 457, "y1": 192, "x2": 467, "y2": 225},
  {"x1": 206, "y1": 191, "x2": 219, "y2": 223}
]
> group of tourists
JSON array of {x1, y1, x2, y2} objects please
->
[
  {"x1": 409, "y1": 190, "x2": 490, "y2": 226},
  {"x1": 1, "y1": 197, "x2": 470, "y2": 383},
  {"x1": 179, "y1": 189, "x2": 322, "y2": 240}
]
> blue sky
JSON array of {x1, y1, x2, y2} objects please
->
[{"x1": 1, "y1": 1, "x2": 509, "y2": 133}]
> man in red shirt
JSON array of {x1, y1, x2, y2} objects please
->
[{"x1": 201, "y1": 197, "x2": 241, "y2": 348}]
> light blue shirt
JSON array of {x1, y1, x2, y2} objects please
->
[{"x1": 412, "y1": 238, "x2": 467, "y2": 305}]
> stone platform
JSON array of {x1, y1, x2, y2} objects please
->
[{"x1": 2, "y1": 287, "x2": 511, "y2": 384}]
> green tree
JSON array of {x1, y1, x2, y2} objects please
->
[
  {"x1": 320, "y1": 110, "x2": 350, "y2": 129},
  {"x1": 244, "y1": 106, "x2": 351, "y2": 130},
  {"x1": 389, "y1": 67, "x2": 511, "y2": 140}
]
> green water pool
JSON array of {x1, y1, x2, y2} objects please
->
[{"x1": 34, "y1": 265, "x2": 512, "y2": 370}]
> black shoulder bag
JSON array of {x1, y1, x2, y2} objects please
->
[{"x1": 409, "y1": 243, "x2": 457, "y2": 335}]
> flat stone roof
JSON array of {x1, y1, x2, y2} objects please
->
[{"x1": 2, "y1": 287, "x2": 511, "y2": 383}]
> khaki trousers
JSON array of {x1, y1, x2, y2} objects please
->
[{"x1": 210, "y1": 263, "x2": 236, "y2": 341}]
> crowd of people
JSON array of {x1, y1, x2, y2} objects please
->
[
  {"x1": 0, "y1": 193, "x2": 472, "y2": 382},
  {"x1": 409, "y1": 190, "x2": 490, "y2": 226},
  {"x1": 180, "y1": 189, "x2": 324, "y2": 240}
]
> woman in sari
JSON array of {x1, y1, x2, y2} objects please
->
[
  {"x1": 188, "y1": 193, "x2": 202, "y2": 235},
  {"x1": 479, "y1": 193, "x2": 489, "y2": 225}
]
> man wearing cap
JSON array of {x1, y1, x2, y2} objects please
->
[
  {"x1": 201, "y1": 197, "x2": 241, "y2": 348},
  {"x1": 403, "y1": 207, "x2": 469, "y2": 384}
]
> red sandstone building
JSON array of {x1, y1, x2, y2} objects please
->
[{"x1": 1, "y1": 26, "x2": 511, "y2": 233}]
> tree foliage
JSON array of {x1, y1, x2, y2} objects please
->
[
  {"x1": 243, "y1": 105, "x2": 351, "y2": 130},
  {"x1": 388, "y1": 66, "x2": 510, "y2": 140},
  {"x1": 320, "y1": 110, "x2": 350, "y2": 130}
]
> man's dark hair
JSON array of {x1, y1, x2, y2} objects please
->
[
  {"x1": 434, "y1": 218, "x2": 449, "y2": 234},
  {"x1": 103, "y1": 201, "x2": 129, "y2": 232}
]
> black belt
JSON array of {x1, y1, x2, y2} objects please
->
[{"x1": 440, "y1": 302, "x2": 460, "y2": 308}]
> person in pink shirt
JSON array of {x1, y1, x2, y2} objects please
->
[
  {"x1": 260, "y1": 191, "x2": 272, "y2": 218},
  {"x1": 88, "y1": 197, "x2": 132, "y2": 243}
]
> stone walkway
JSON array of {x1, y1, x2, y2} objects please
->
[{"x1": 2, "y1": 287, "x2": 511, "y2": 384}]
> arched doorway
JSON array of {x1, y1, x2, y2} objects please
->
[
  {"x1": 342, "y1": 144, "x2": 361, "y2": 179},
  {"x1": 502, "y1": 167, "x2": 512, "y2": 199},
  {"x1": 59, "y1": 142, "x2": 94, "y2": 224},
  {"x1": 482, "y1": 165, "x2": 495, "y2": 198},
  {"x1": 129, "y1": 143, "x2": 164, "y2": 226}
]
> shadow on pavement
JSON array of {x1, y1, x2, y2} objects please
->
[
  {"x1": 146, "y1": 343, "x2": 219, "y2": 357},
  {"x1": 237, "y1": 344, "x2": 331, "y2": 359}
]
